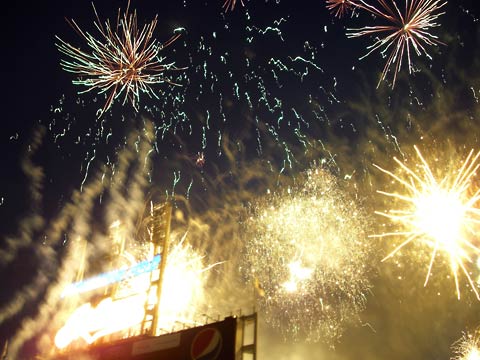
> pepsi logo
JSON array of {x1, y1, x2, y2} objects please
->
[{"x1": 190, "y1": 327, "x2": 222, "y2": 360}]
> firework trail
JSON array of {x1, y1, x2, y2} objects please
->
[
  {"x1": 326, "y1": 0, "x2": 357, "y2": 18},
  {"x1": 243, "y1": 167, "x2": 372, "y2": 342},
  {"x1": 56, "y1": 2, "x2": 182, "y2": 117},
  {"x1": 0, "y1": 127, "x2": 45, "y2": 267},
  {"x1": 373, "y1": 145, "x2": 480, "y2": 300},
  {"x1": 2, "y1": 123, "x2": 157, "y2": 358},
  {"x1": 347, "y1": 0, "x2": 447, "y2": 87},
  {"x1": 223, "y1": 0, "x2": 245, "y2": 12}
]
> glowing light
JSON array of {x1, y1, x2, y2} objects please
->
[
  {"x1": 374, "y1": 146, "x2": 480, "y2": 300},
  {"x1": 55, "y1": 293, "x2": 146, "y2": 349},
  {"x1": 281, "y1": 260, "x2": 314, "y2": 293},
  {"x1": 56, "y1": 2, "x2": 182, "y2": 116},
  {"x1": 61, "y1": 255, "x2": 161, "y2": 297},
  {"x1": 347, "y1": 0, "x2": 447, "y2": 87},
  {"x1": 244, "y1": 168, "x2": 372, "y2": 342},
  {"x1": 55, "y1": 233, "x2": 219, "y2": 348},
  {"x1": 466, "y1": 349, "x2": 480, "y2": 360},
  {"x1": 452, "y1": 331, "x2": 480, "y2": 360},
  {"x1": 149, "y1": 232, "x2": 221, "y2": 332}
]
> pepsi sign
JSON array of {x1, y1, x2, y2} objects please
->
[
  {"x1": 190, "y1": 327, "x2": 222, "y2": 360},
  {"x1": 54, "y1": 316, "x2": 237, "y2": 360}
]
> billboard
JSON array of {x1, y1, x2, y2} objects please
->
[{"x1": 54, "y1": 316, "x2": 236, "y2": 360}]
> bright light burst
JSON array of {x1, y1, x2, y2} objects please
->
[
  {"x1": 452, "y1": 331, "x2": 480, "y2": 360},
  {"x1": 153, "y1": 232, "x2": 222, "y2": 332},
  {"x1": 347, "y1": 0, "x2": 447, "y2": 87},
  {"x1": 56, "y1": 2, "x2": 182, "y2": 116},
  {"x1": 373, "y1": 146, "x2": 480, "y2": 300},
  {"x1": 326, "y1": 0, "x2": 356, "y2": 18},
  {"x1": 244, "y1": 168, "x2": 372, "y2": 342},
  {"x1": 54, "y1": 293, "x2": 147, "y2": 349},
  {"x1": 55, "y1": 232, "x2": 219, "y2": 348}
]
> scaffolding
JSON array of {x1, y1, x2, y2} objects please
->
[
  {"x1": 141, "y1": 202, "x2": 172, "y2": 336},
  {"x1": 237, "y1": 313, "x2": 258, "y2": 360}
]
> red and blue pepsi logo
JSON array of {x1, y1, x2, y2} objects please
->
[{"x1": 190, "y1": 327, "x2": 222, "y2": 360}]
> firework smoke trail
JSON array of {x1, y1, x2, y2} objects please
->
[
  {"x1": 346, "y1": 0, "x2": 447, "y2": 87},
  {"x1": 243, "y1": 167, "x2": 372, "y2": 343},
  {"x1": 373, "y1": 145, "x2": 480, "y2": 300},
  {"x1": 452, "y1": 330, "x2": 480, "y2": 360},
  {"x1": 1, "y1": 123, "x2": 156, "y2": 358},
  {"x1": 0, "y1": 127, "x2": 45, "y2": 266},
  {"x1": 56, "y1": 2, "x2": 182, "y2": 117}
]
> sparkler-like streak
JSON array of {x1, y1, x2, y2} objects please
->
[
  {"x1": 223, "y1": 0, "x2": 245, "y2": 12},
  {"x1": 373, "y1": 146, "x2": 480, "y2": 300},
  {"x1": 56, "y1": 2, "x2": 182, "y2": 116},
  {"x1": 452, "y1": 331, "x2": 480, "y2": 360},
  {"x1": 244, "y1": 168, "x2": 372, "y2": 342},
  {"x1": 326, "y1": 0, "x2": 356, "y2": 18},
  {"x1": 346, "y1": 0, "x2": 447, "y2": 87}
]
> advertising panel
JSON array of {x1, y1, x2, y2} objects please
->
[{"x1": 55, "y1": 316, "x2": 237, "y2": 360}]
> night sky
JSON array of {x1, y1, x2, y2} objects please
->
[{"x1": 1, "y1": 0, "x2": 480, "y2": 359}]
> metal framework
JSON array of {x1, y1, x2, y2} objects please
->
[
  {"x1": 141, "y1": 202, "x2": 172, "y2": 336},
  {"x1": 237, "y1": 313, "x2": 257, "y2": 360}
]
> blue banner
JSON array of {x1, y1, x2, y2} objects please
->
[{"x1": 62, "y1": 254, "x2": 161, "y2": 297}]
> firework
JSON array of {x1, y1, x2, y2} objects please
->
[
  {"x1": 56, "y1": 2, "x2": 182, "y2": 116},
  {"x1": 54, "y1": 293, "x2": 147, "y2": 349},
  {"x1": 452, "y1": 331, "x2": 480, "y2": 360},
  {"x1": 243, "y1": 168, "x2": 372, "y2": 342},
  {"x1": 223, "y1": 0, "x2": 245, "y2": 12},
  {"x1": 152, "y1": 231, "x2": 223, "y2": 332},
  {"x1": 55, "y1": 231, "x2": 220, "y2": 349},
  {"x1": 373, "y1": 146, "x2": 480, "y2": 300},
  {"x1": 347, "y1": 0, "x2": 446, "y2": 87},
  {"x1": 326, "y1": 0, "x2": 357, "y2": 18}
]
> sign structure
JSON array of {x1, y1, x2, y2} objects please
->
[
  {"x1": 54, "y1": 316, "x2": 237, "y2": 360},
  {"x1": 61, "y1": 255, "x2": 161, "y2": 297}
]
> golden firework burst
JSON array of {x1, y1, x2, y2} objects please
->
[{"x1": 373, "y1": 145, "x2": 480, "y2": 300}]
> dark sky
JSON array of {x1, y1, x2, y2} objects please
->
[{"x1": 1, "y1": 0, "x2": 480, "y2": 359}]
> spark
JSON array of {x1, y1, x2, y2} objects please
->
[
  {"x1": 452, "y1": 331, "x2": 480, "y2": 360},
  {"x1": 55, "y1": 232, "x2": 221, "y2": 348},
  {"x1": 54, "y1": 294, "x2": 147, "y2": 349},
  {"x1": 56, "y1": 2, "x2": 182, "y2": 116},
  {"x1": 244, "y1": 168, "x2": 371, "y2": 342},
  {"x1": 347, "y1": 0, "x2": 447, "y2": 87},
  {"x1": 326, "y1": 0, "x2": 356, "y2": 18},
  {"x1": 373, "y1": 146, "x2": 480, "y2": 300},
  {"x1": 152, "y1": 232, "x2": 223, "y2": 332},
  {"x1": 223, "y1": 0, "x2": 245, "y2": 12},
  {"x1": 281, "y1": 260, "x2": 314, "y2": 293}
]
